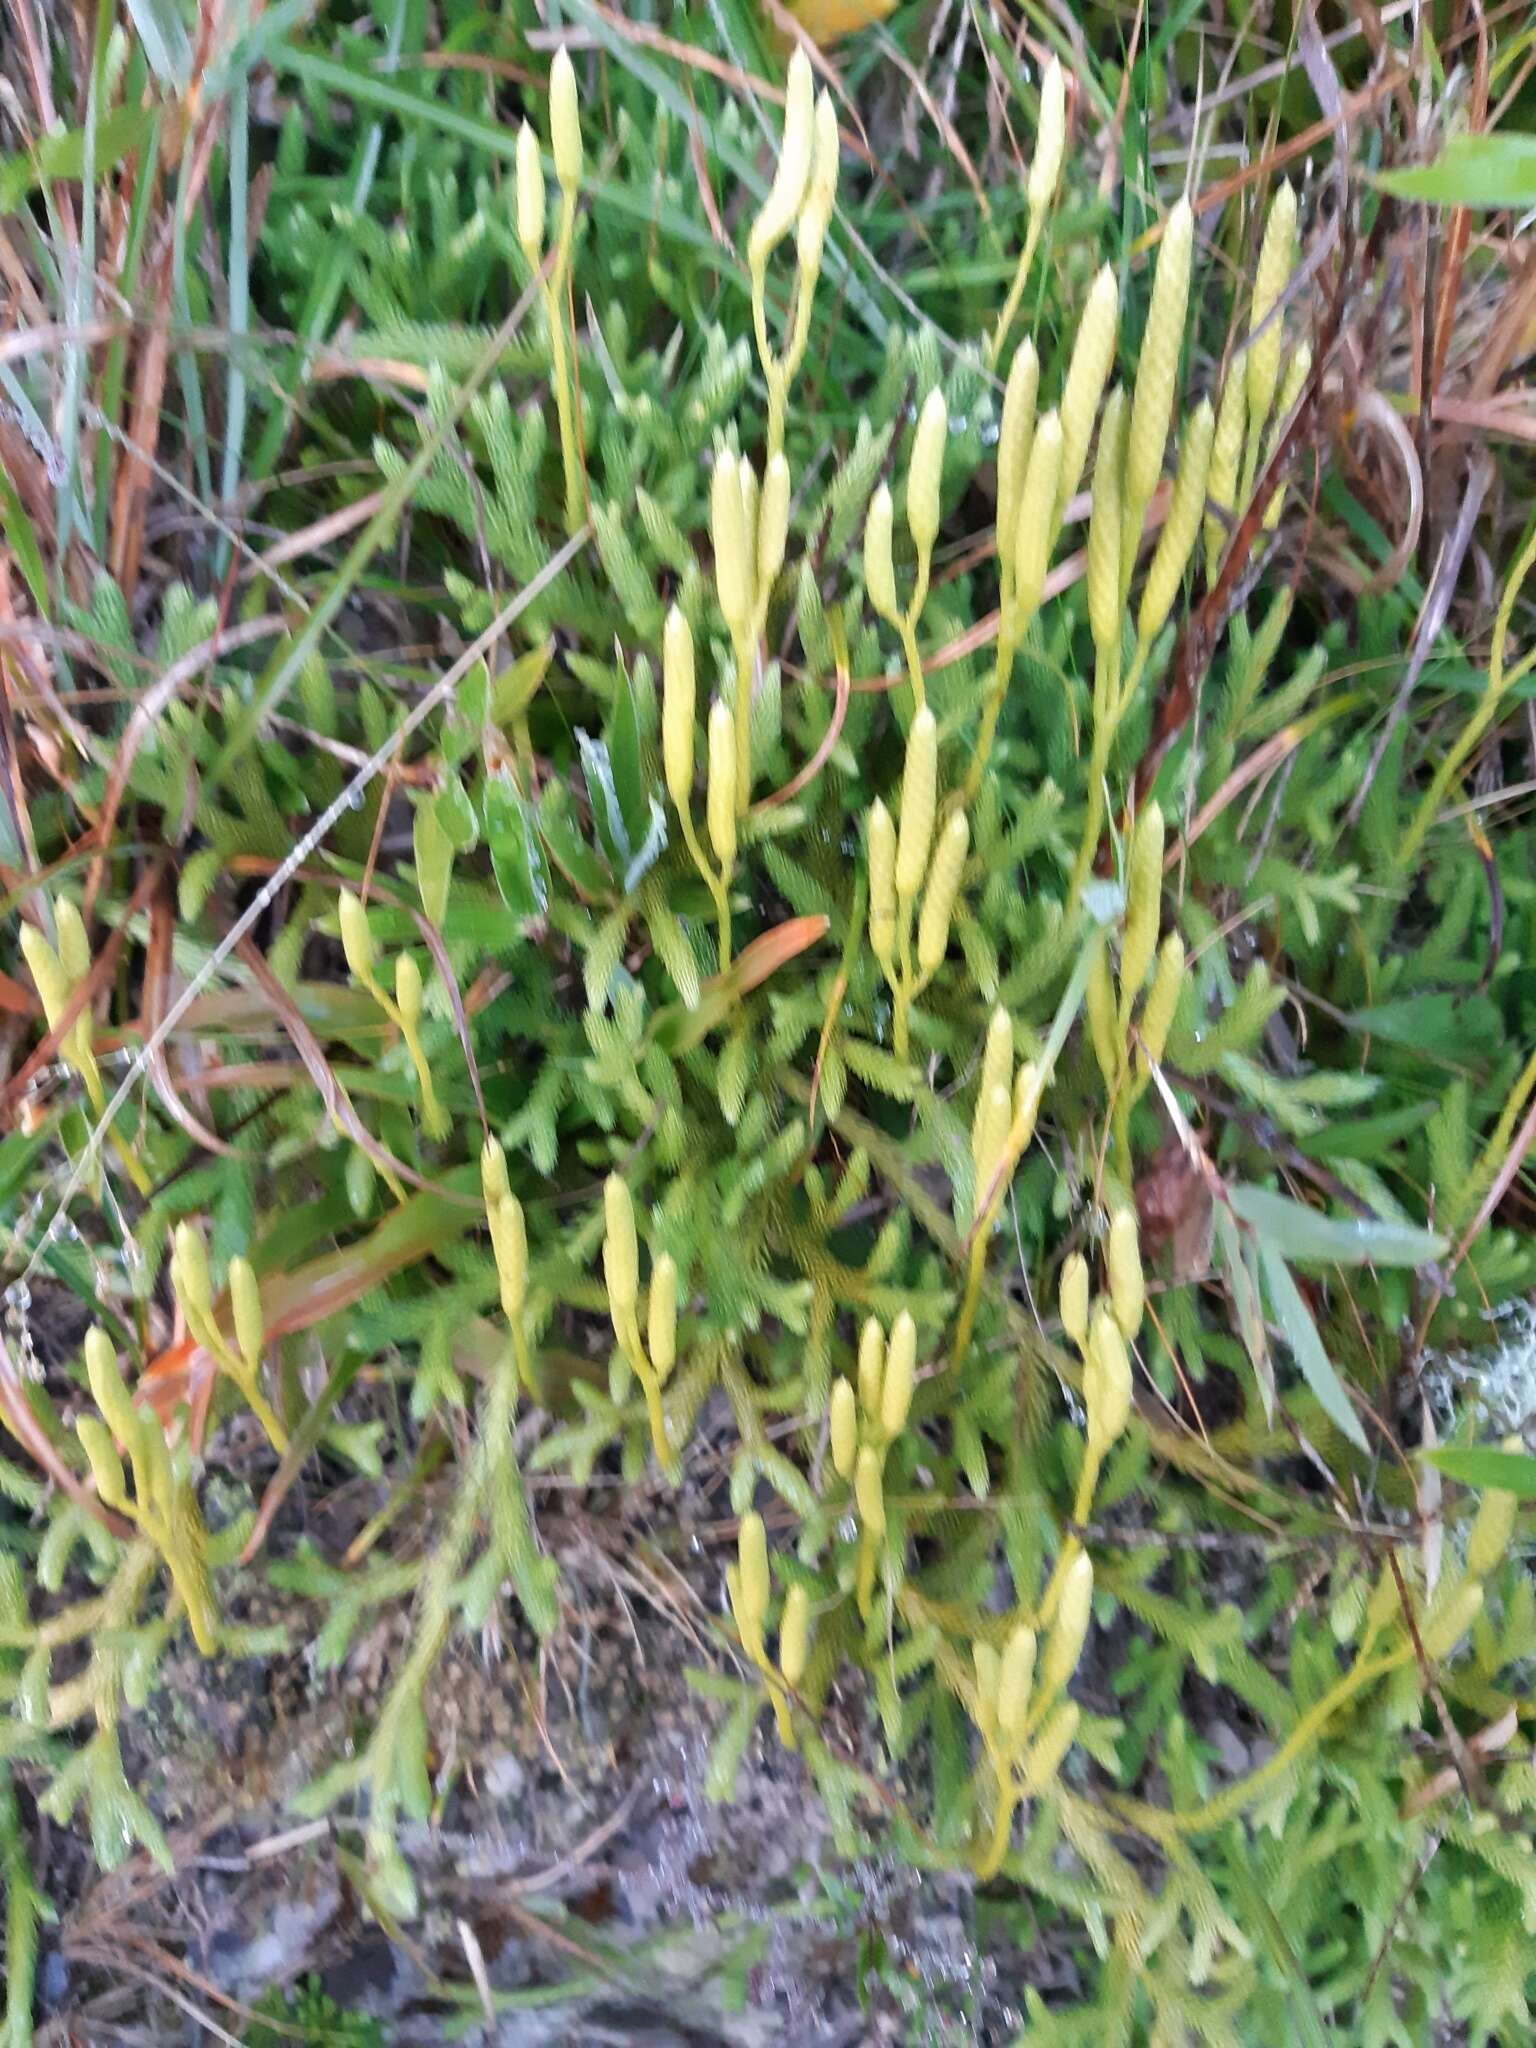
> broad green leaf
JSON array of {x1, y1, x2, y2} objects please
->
[
  {"x1": 456, "y1": 658, "x2": 489, "y2": 738},
  {"x1": 413, "y1": 799, "x2": 453, "y2": 926},
  {"x1": 483, "y1": 775, "x2": 550, "y2": 920},
  {"x1": 1422, "y1": 1447, "x2": 1536, "y2": 1498},
  {"x1": 1258, "y1": 1245, "x2": 1369, "y2": 1452},
  {"x1": 1300, "y1": 1101, "x2": 1434, "y2": 1164},
  {"x1": 577, "y1": 729, "x2": 631, "y2": 877},
  {"x1": 537, "y1": 780, "x2": 611, "y2": 898},
  {"x1": 1376, "y1": 134, "x2": 1536, "y2": 208},
  {"x1": 0, "y1": 106, "x2": 153, "y2": 214},
  {"x1": 1344, "y1": 993, "x2": 1501, "y2": 1057},
  {"x1": 433, "y1": 774, "x2": 478, "y2": 854},
  {"x1": 1229, "y1": 1185, "x2": 1445, "y2": 1267},
  {"x1": 491, "y1": 642, "x2": 553, "y2": 726}
]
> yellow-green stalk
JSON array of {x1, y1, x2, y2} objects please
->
[
  {"x1": 830, "y1": 1377, "x2": 858, "y2": 1480},
  {"x1": 171, "y1": 1223, "x2": 287, "y2": 1451},
  {"x1": 22, "y1": 910, "x2": 151, "y2": 1192},
  {"x1": 857, "y1": 1314, "x2": 886, "y2": 1421},
  {"x1": 973, "y1": 1640, "x2": 1001, "y2": 1744},
  {"x1": 882, "y1": 707, "x2": 941, "y2": 1057},
  {"x1": 973, "y1": 1009, "x2": 1014, "y2": 1171},
  {"x1": 1083, "y1": 1303, "x2": 1132, "y2": 1485},
  {"x1": 972, "y1": 1085, "x2": 1012, "y2": 1224},
  {"x1": 951, "y1": 1012, "x2": 1047, "y2": 1369},
  {"x1": 864, "y1": 483, "x2": 899, "y2": 625},
  {"x1": 1056, "y1": 266, "x2": 1119, "y2": 522},
  {"x1": 1122, "y1": 198, "x2": 1193, "y2": 588},
  {"x1": 1059, "y1": 1253, "x2": 1090, "y2": 1353},
  {"x1": 1205, "y1": 367, "x2": 1247, "y2": 582},
  {"x1": 338, "y1": 891, "x2": 446, "y2": 1139},
  {"x1": 865, "y1": 390, "x2": 950, "y2": 715},
  {"x1": 1040, "y1": 1550, "x2": 1094, "y2": 1700},
  {"x1": 867, "y1": 799, "x2": 897, "y2": 973},
  {"x1": 707, "y1": 700, "x2": 739, "y2": 887},
  {"x1": 996, "y1": 1623, "x2": 1037, "y2": 1746},
  {"x1": 1134, "y1": 931, "x2": 1186, "y2": 1093},
  {"x1": 648, "y1": 1255, "x2": 678, "y2": 1384},
  {"x1": 1261, "y1": 342, "x2": 1312, "y2": 530},
  {"x1": 79, "y1": 1329, "x2": 220, "y2": 1655},
  {"x1": 966, "y1": 409, "x2": 1062, "y2": 803},
  {"x1": 915, "y1": 811, "x2": 969, "y2": 978},
  {"x1": 1119, "y1": 801, "x2": 1165, "y2": 1022},
  {"x1": 1087, "y1": 390, "x2": 1127, "y2": 660},
  {"x1": 1106, "y1": 1208, "x2": 1144, "y2": 1342},
  {"x1": 1136, "y1": 400, "x2": 1214, "y2": 655},
  {"x1": 995, "y1": 340, "x2": 1040, "y2": 596},
  {"x1": 550, "y1": 48, "x2": 581, "y2": 196},
  {"x1": 880, "y1": 1311, "x2": 917, "y2": 1439},
  {"x1": 729, "y1": 1513, "x2": 797, "y2": 1746},
  {"x1": 519, "y1": 59, "x2": 585, "y2": 535},
  {"x1": 778, "y1": 1583, "x2": 811, "y2": 1689},
  {"x1": 747, "y1": 50, "x2": 838, "y2": 459},
  {"x1": 989, "y1": 56, "x2": 1066, "y2": 366},
  {"x1": 854, "y1": 1442, "x2": 886, "y2": 1614},
  {"x1": 603, "y1": 1174, "x2": 677, "y2": 1479},
  {"x1": 664, "y1": 606, "x2": 732, "y2": 969},
  {"x1": 1242, "y1": 181, "x2": 1298, "y2": 503}
]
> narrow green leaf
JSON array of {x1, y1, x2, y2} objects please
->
[
  {"x1": 1229, "y1": 1185, "x2": 1445, "y2": 1268},
  {"x1": 607, "y1": 668, "x2": 649, "y2": 852},
  {"x1": 123, "y1": 0, "x2": 192, "y2": 86},
  {"x1": 1216, "y1": 1205, "x2": 1273, "y2": 1421},
  {"x1": 1422, "y1": 1447, "x2": 1536, "y2": 1498},
  {"x1": 1258, "y1": 1246, "x2": 1369, "y2": 1452},
  {"x1": 1223, "y1": 1854, "x2": 1332, "y2": 2048},
  {"x1": 0, "y1": 468, "x2": 48, "y2": 613}
]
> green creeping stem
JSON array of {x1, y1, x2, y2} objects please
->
[
  {"x1": 1, "y1": 1770, "x2": 39, "y2": 2048},
  {"x1": 1110, "y1": 1642, "x2": 1413, "y2": 1841}
]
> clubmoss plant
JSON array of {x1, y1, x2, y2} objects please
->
[{"x1": 3, "y1": 21, "x2": 1534, "y2": 2041}]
